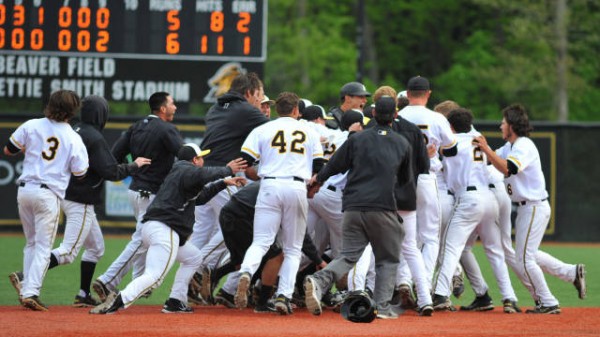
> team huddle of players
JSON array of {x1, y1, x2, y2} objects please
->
[{"x1": 6, "y1": 73, "x2": 585, "y2": 319}]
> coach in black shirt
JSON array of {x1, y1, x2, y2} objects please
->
[{"x1": 304, "y1": 96, "x2": 413, "y2": 319}]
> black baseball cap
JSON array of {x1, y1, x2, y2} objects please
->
[
  {"x1": 341, "y1": 110, "x2": 365, "y2": 130},
  {"x1": 340, "y1": 82, "x2": 371, "y2": 98},
  {"x1": 178, "y1": 143, "x2": 211, "y2": 161},
  {"x1": 407, "y1": 76, "x2": 430, "y2": 91},
  {"x1": 301, "y1": 105, "x2": 333, "y2": 121},
  {"x1": 375, "y1": 96, "x2": 397, "y2": 115}
]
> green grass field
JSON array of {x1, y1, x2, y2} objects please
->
[{"x1": 0, "y1": 234, "x2": 597, "y2": 308}]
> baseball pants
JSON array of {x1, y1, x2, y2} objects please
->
[
  {"x1": 416, "y1": 173, "x2": 441, "y2": 282},
  {"x1": 239, "y1": 179, "x2": 307, "y2": 298},
  {"x1": 17, "y1": 184, "x2": 61, "y2": 298},
  {"x1": 120, "y1": 220, "x2": 202, "y2": 306},
  {"x1": 53, "y1": 200, "x2": 104, "y2": 265},
  {"x1": 97, "y1": 190, "x2": 153, "y2": 290}
]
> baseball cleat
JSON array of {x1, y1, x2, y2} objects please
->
[
  {"x1": 432, "y1": 294, "x2": 455, "y2": 311},
  {"x1": 200, "y1": 267, "x2": 214, "y2": 304},
  {"x1": 89, "y1": 292, "x2": 123, "y2": 314},
  {"x1": 162, "y1": 298, "x2": 194, "y2": 314},
  {"x1": 452, "y1": 274, "x2": 465, "y2": 299},
  {"x1": 460, "y1": 291, "x2": 494, "y2": 311},
  {"x1": 525, "y1": 304, "x2": 561, "y2": 314},
  {"x1": 254, "y1": 300, "x2": 277, "y2": 314},
  {"x1": 574, "y1": 264, "x2": 586, "y2": 300},
  {"x1": 503, "y1": 299, "x2": 521, "y2": 314},
  {"x1": 214, "y1": 289, "x2": 236, "y2": 309},
  {"x1": 418, "y1": 304, "x2": 434, "y2": 317},
  {"x1": 22, "y1": 295, "x2": 48, "y2": 312},
  {"x1": 92, "y1": 279, "x2": 113, "y2": 303},
  {"x1": 73, "y1": 293, "x2": 101, "y2": 307},
  {"x1": 234, "y1": 272, "x2": 251, "y2": 309},
  {"x1": 274, "y1": 294, "x2": 293, "y2": 315},
  {"x1": 398, "y1": 284, "x2": 416, "y2": 309},
  {"x1": 8, "y1": 271, "x2": 23, "y2": 303},
  {"x1": 303, "y1": 276, "x2": 322, "y2": 316}
]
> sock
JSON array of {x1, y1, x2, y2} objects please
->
[
  {"x1": 258, "y1": 285, "x2": 274, "y2": 306},
  {"x1": 80, "y1": 260, "x2": 97, "y2": 295},
  {"x1": 48, "y1": 253, "x2": 59, "y2": 269}
]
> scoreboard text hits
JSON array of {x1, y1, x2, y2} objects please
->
[{"x1": 0, "y1": 0, "x2": 266, "y2": 61}]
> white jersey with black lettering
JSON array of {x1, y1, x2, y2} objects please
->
[
  {"x1": 242, "y1": 116, "x2": 323, "y2": 180},
  {"x1": 399, "y1": 105, "x2": 456, "y2": 172},
  {"x1": 10, "y1": 118, "x2": 88, "y2": 198},
  {"x1": 495, "y1": 137, "x2": 548, "y2": 202},
  {"x1": 444, "y1": 130, "x2": 489, "y2": 194}
]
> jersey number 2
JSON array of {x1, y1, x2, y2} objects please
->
[
  {"x1": 42, "y1": 137, "x2": 59, "y2": 161},
  {"x1": 271, "y1": 130, "x2": 306, "y2": 154}
]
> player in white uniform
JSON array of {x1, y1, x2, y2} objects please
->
[
  {"x1": 398, "y1": 76, "x2": 457, "y2": 284},
  {"x1": 234, "y1": 92, "x2": 325, "y2": 315},
  {"x1": 432, "y1": 108, "x2": 518, "y2": 313},
  {"x1": 474, "y1": 104, "x2": 563, "y2": 314},
  {"x1": 5, "y1": 90, "x2": 89, "y2": 311}
]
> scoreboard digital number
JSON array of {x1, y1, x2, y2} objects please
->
[{"x1": 0, "y1": 0, "x2": 266, "y2": 61}]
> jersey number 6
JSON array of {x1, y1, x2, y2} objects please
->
[{"x1": 271, "y1": 130, "x2": 306, "y2": 154}]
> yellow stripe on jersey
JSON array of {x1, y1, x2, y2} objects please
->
[
  {"x1": 241, "y1": 147, "x2": 260, "y2": 159},
  {"x1": 9, "y1": 136, "x2": 24, "y2": 149},
  {"x1": 72, "y1": 167, "x2": 89, "y2": 176},
  {"x1": 312, "y1": 152, "x2": 324, "y2": 158},
  {"x1": 440, "y1": 139, "x2": 458, "y2": 149},
  {"x1": 507, "y1": 156, "x2": 522, "y2": 169}
]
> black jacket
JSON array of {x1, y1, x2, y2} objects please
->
[
  {"x1": 65, "y1": 96, "x2": 138, "y2": 205},
  {"x1": 142, "y1": 160, "x2": 233, "y2": 245},
  {"x1": 317, "y1": 124, "x2": 413, "y2": 212},
  {"x1": 366, "y1": 117, "x2": 429, "y2": 210},
  {"x1": 201, "y1": 91, "x2": 269, "y2": 166},
  {"x1": 112, "y1": 115, "x2": 183, "y2": 193}
]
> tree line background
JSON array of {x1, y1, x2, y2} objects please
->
[{"x1": 264, "y1": 0, "x2": 600, "y2": 121}]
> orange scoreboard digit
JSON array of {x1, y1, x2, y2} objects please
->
[{"x1": 0, "y1": 0, "x2": 266, "y2": 61}]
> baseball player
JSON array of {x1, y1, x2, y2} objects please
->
[
  {"x1": 432, "y1": 108, "x2": 518, "y2": 314},
  {"x1": 188, "y1": 73, "x2": 269, "y2": 305},
  {"x1": 326, "y1": 82, "x2": 371, "y2": 130},
  {"x1": 5, "y1": 89, "x2": 89, "y2": 311},
  {"x1": 93, "y1": 92, "x2": 183, "y2": 301},
  {"x1": 90, "y1": 144, "x2": 246, "y2": 314},
  {"x1": 474, "y1": 104, "x2": 561, "y2": 314},
  {"x1": 234, "y1": 92, "x2": 325, "y2": 315},
  {"x1": 398, "y1": 76, "x2": 457, "y2": 286},
  {"x1": 45, "y1": 96, "x2": 150, "y2": 307}
]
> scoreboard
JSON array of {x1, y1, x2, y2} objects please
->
[{"x1": 0, "y1": 0, "x2": 266, "y2": 111}]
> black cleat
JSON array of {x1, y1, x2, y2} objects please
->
[
  {"x1": 460, "y1": 291, "x2": 494, "y2": 311},
  {"x1": 162, "y1": 297, "x2": 194, "y2": 313}
]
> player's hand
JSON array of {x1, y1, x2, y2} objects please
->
[
  {"x1": 224, "y1": 176, "x2": 247, "y2": 187},
  {"x1": 133, "y1": 157, "x2": 151, "y2": 167},
  {"x1": 307, "y1": 174, "x2": 322, "y2": 198},
  {"x1": 473, "y1": 135, "x2": 489, "y2": 150},
  {"x1": 427, "y1": 144, "x2": 438, "y2": 158},
  {"x1": 316, "y1": 261, "x2": 328, "y2": 270},
  {"x1": 226, "y1": 158, "x2": 248, "y2": 174},
  {"x1": 348, "y1": 122, "x2": 363, "y2": 132}
]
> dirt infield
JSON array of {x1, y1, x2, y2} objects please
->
[{"x1": 0, "y1": 305, "x2": 598, "y2": 337}]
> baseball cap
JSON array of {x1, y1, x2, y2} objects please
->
[
  {"x1": 261, "y1": 95, "x2": 274, "y2": 105},
  {"x1": 301, "y1": 104, "x2": 333, "y2": 121},
  {"x1": 396, "y1": 90, "x2": 407, "y2": 99},
  {"x1": 340, "y1": 82, "x2": 371, "y2": 98},
  {"x1": 341, "y1": 109, "x2": 366, "y2": 130},
  {"x1": 406, "y1": 76, "x2": 430, "y2": 91},
  {"x1": 374, "y1": 96, "x2": 397, "y2": 115},
  {"x1": 299, "y1": 98, "x2": 313, "y2": 114},
  {"x1": 178, "y1": 143, "x2": 211, "y2": 161}
]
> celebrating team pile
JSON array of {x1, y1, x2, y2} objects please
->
[{"x1": 4, "y1": 73, "x2": 586, "y2": 321}]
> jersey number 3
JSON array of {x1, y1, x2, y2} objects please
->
[
  {"x1": 42, "y1": 137, "x2": 59, "y2": 161},
  {"x1": 271, "y1": 130, "x2": 306, "y2": 154}
]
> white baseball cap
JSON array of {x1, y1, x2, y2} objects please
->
[
  {"x1": 397, "y1": 90, "x2": 407, "y2": 99},
  {"x1": 261, "y1": 95, "x2": 275, "y2": 105}
]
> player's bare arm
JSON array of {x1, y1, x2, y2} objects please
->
[
  {"x1": 473, "y1": 135, "x2": 509, "y2": 176},
  {"x1": 226, "y1": 158, "x2": 248, "y2": 174}
]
